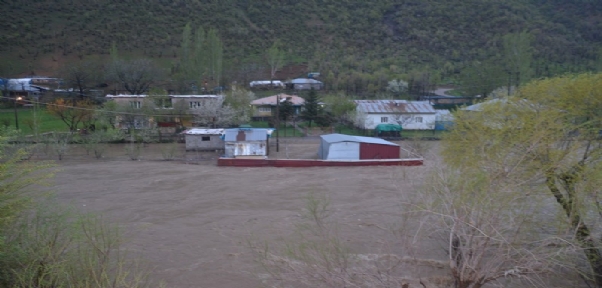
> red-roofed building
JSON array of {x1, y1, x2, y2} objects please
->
[{"x1": 250, "y1": 93, "x2": 304, "y2": 120}]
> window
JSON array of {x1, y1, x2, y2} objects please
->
[
  {"x1": 380, "y1": 117, "x2": 388, "y2": 123},
  {"x1": 154, "y1": 97, "x2": 172, "y2": 108},
  {"x1": 258, "y1": 107, "x2": 271, "y2": 113},
  {"x1": 130, "y1": 101, "x2": 141, "y2": 109},
  {"x1": 190, "y1": 101, "x2": 201, "y2": 109},
  {"x1": 201, "y1": 136, "x2": 210, "y2": 141},
  {"x1": 415, "y1": 116, "x2": 423, "y2": 123}
]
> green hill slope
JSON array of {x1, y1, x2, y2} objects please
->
[{"x1": 1, "y1": 0, "x2": 600, "y2": 92}]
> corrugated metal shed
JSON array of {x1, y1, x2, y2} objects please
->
[
  {"x1": 321, "y1": 134, "x2": 398, "y2": 146},
  {"x1": 355, "y1": 100, "x2": 436, "y2": 114},
  {"x1": 319, "y1": 134, "x2": 400, "y2": 160},
  {"x1": 222, "y1": 128, "x2": 275, "y2": 158}
]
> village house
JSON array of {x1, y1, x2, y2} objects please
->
[
  {"x1": 1, "y1": 77, "x2": 59, "y2": 104},
  {"x1": 105, "y1": 94, "x2": 223, "y2": 130},
  {"x1": 354, "y1": 100, "x2": 437, "y2": 130},
  {"x1": 250, "y1": 93, "x2": 304, "y2": 121},
  {"x1": 285, "y1": 78, "x2": 323, "y2": 90}
]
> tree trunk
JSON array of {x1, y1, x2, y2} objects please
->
[{"x1": 546, "y1": 173, "x2": 602, "y2": 287}]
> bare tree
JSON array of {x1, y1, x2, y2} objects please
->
[
  {"x1": 59, "y1": 59, "x2": 102, "y2": 101},
  {"x1": 107, "y1": 59, "x2": 163, "y2": 95},
  {"x1": 406, "y1": 165, "x2": 561, "y2": 288}
]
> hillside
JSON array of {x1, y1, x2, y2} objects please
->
[{"x1": 1, "y1": 0, "x2": 601, "y2": 93}]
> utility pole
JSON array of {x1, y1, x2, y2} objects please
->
[
  {"x1": 13, "y1": 96, "x2": 20, "y2": 130},
  {"x1": 276, "y1": 94, "x2": 280, "y2": 152}
]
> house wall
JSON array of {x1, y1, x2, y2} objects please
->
[
  {"x1": 362, "y1": 113, "x2": 437, "y2": 130},
  {"x1": 324, "y1": 142, "x2": 360, "y2": 160},
  {"x1": 359, "y1": 143, "x2": 400, "y2": 159},
  {"x1": 293, "y1": 83, "x2": 322, "y2": 90},
  {"x1": 252, "y1": 105, "x2": 273, "y2": 117},
  {"x1": 224, "y1": 141, "x2": 268, "y2": 158},
  {"x1": 185, "y1": 134, "x2": 224, "y2": 151}
]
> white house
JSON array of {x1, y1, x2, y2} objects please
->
[{"x1": 354, "y1": 100, "x2": 437, "y2": 130}]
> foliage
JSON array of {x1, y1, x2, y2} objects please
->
[
  {"x1": 301, "y1": 89, "x2": 320, "y2": 127},
  {"x1": 2, "y1": 203, "x2": 153, "y2": 288},
  {"x1": 386, "y1": 79, "x2": 408, "y2": 98},
  {"x1": 0, "y1": 127, "x2": 154, "y2": 287},
  {"x1": 174, "y1": 24, "x2": 224, "y2": 92},
  {"x1": 322, "y1": 93, "x2": 357, "y2": 128},
  {"x1": 503, "y1": 30, "x2": 535, "y2": 87},
  {"x1": 440, "y1": 73, "x2": 602, "y2": 287},
  {"x1": 81, "y1": 129, "x2": 124, "y2": 159},
  {"x1": 48, "y1": 132, "x2": 71, "y2": 160},
  {"x1": 459, "y1": 59, "x2": 506, "y2": 98},
  {"x1": 224, "y1": 88, "x2": 254, "y2": 125},
  {"x1": 190, "y1": 96, "x2": 240, "y2": 127},
  {"x1": 0, "y1": 128, "x2": 53, "y2": 232},
  {"x1": 46, "y1": 98, "x2": 96, "y2": 131},
  {"x1": 266, "y1": 40, "x2": 285, "y2": 80},
  {"x1": 277, "y1": 98, "x2": 294, "y2": 122},
  {"x1": 1, "y1": 0, "x2": 600, "y2": 98}
]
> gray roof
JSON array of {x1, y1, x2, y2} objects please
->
[
  {"x1": 222, "y1": 128, "x2": 275, "y2": 141},
  {"x1": 321, "y1": 134, "x2": 399, "y2": 146},
  {"x1": 355, "y1": 100, "x2": 436, "y2": 114},
  {"x1": 183, "y1": 128, "x2": 225, "y2": 135},
  {"x1": 289, "y1": 78, "x2": 323, "y2": 84}
]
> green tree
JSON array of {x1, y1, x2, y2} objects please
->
[
  {"x1": 205, "y1": 28, "x2": 223, "y2": 88},
  {"x1": 266, "y1": 40, "x2": 285, "y2": 82},
  {"x1": 278, "y1": 98, "x2": 294, "y2": 122},
  {"x1": 459, "y1": 59, "x2": 505, "y2": 98},
  {"x1": 322, "y1": 93, "x2": 356, "y2": 129},
  {"x1": 503, "y1": 30, "x2": 534, "y2": 87},
  {"x1": 443, "y1": 73, "x2": 602, "y2": 287},
  {"x1": 301, "y1": 89, "x2": 320, "y2": 127}
]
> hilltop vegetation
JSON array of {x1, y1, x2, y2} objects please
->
[{"x1": 0, "y1": 0, "x2": 601, "y2": 95}]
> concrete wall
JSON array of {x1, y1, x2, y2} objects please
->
[{"x1": 185, "y1": 134, "x2": 224, "y2": 150}]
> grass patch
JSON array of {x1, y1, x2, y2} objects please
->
[
  {"x1": 0, "y1": 108, "x2": 69, "y2": 134},
  {"x1": 249, "y1": 121, "x2": 270, "y2": 128}
]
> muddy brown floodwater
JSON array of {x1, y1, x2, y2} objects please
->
[{"x1": 44, "y1": 140, "x2": 438, "y2": 287}]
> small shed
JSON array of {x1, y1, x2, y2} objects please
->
[
  {"x1": 183, "y1": 128, "x2": 225, "y2": 151},
  {"x1": 318, "y1": 134, "x2": 400, "y2": 160},
  {"x1": 223, "y1": 128, "x2": 274, "y2": 158}
]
